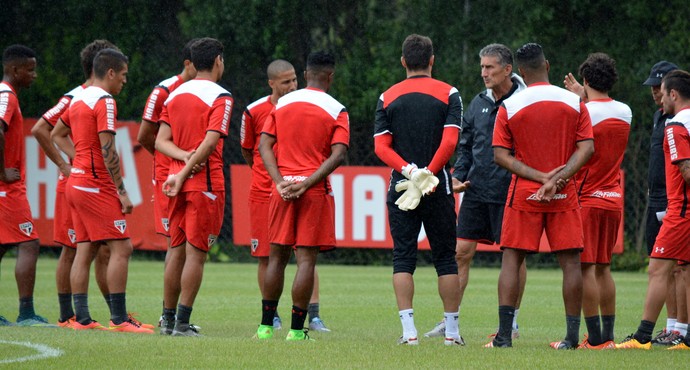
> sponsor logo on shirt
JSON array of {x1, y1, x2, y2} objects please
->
[
  {"x1": 666, "y1": 127, "x2": 678, "y2": 161},
  {"x1": 251, "y1": 238, "x2": 258, "y2": 252},
  {"x1": 221, "y1": 99, "x2": 232, "y2": 133},
  {"x1": 44, "y1": 97, "x2": 70, "y2": 120},
  {"x1": 114, "y1": 219, "x2": 127, "y2": 234},
  {"x1": 654, "y1": 246, "x2": 665, "y2": 254},
  {"x1": 283, "y1": 175, "x2": 308, "y2": 182},
  {"x1": 144, "y1": 90, "x2": 160, "y2": 120},
  {"x1": 526, "y1": 193, "x2": 567, "y2": 201},
  {"x1": 0, "y1": 92, "x2": 9, "y2": 118},
  {"x1": 590, "y1": 191, "x2": 622, "y2": 198},
  {"x1": 105, "y1": 98, "x2": 116, "y2": 131},
  {"x1": 19, "y1": 222, "x2": 33, "y2": 236},
  {"x1": 68, "y1": 229, "x2": 76, "y2": 243},
  {"x1": 208, "y1": 234, "x2": 218, "y2": 247},
  {"x1": 70, "y1": 167, "x2": 86, "y2": 175}
]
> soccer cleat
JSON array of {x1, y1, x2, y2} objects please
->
[
  {"x1": 549, "y1": 341, "x2": 576, "y2": 350},
  {"x1": 109, "y1": 319, "x2": 154, "y2": 334},
  {"x1": 128, "y1": 313, "x2": 155, "y2": 329},
  {"x1": 172, "y1": 323, "x2": 201, "y2": 337},
  {"x1": 488, "y1": 328, "x2": 520, "y2": 339},
  {"x1": 57, "y1": 316, "x2": 76, "y2": 328},
  {"x1": 615, "y1": 334, "x2": 651, "y2": 349},
  {"x1": 650, "y1": 328, "x2": 669, "y2": 344},
  {"x1": 256, "y1": 324, "x2": 274, "y2": 339},
  {"x1": 308, "y1": 317, "x2": 331, "y2": 332},
  {"x1": 286, "y1": 329, "x2": 314, "y2": 341},
  {"x1": 653, "y1": 330, "x2": 681, "y2": 346},
  {"x1": 484, "y1": 340, "x2": 511, "y2": 348},
  {"x1": 72, "y1": 320, "x2": 108, "y2": 330},
  {"x1": 444, "y1": 336, "x2": 465, "y2": 346},
  {"x1": 160, "y1": 317, "x2": 174, "y2": 335},
  {"x1": 0, "y1": 315, "x2": 14, "y2": 326},
  {"x1": 667, "y1": 341, "x2": 690, "y2": 350},
  {"x1": 273, "y1": 316, "x2": 282, "y2": 330},
  {"x1": 397, "y1": 336, "x2": 419, "y2": 345},
  {"x1": 578, "y1": 339, "x2": 615, "y2": 350},
  {"x1": 16, "y1": 315, "x2": 58, "y2": 328},
  {"x1": 423, "y1": 320, "x2": 445, "y2": 338}
]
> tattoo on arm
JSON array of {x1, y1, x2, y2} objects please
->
[
  {"x1": 679, "y1": 159, "x2": 690, "y2": 184},
  {"x1": 101, "y1": 135, "x2": 125, "y2": 194}
]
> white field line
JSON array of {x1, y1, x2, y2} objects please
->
[{"x1": 0, "y1": 340, "x2": 64, "y2": 364}]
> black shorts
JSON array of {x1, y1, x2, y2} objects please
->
[
  {"x1": 645, "y1": 203, "x2": 666, "y2": 256},
  {"x1": 387, "y1": 189, "x2": 457, "y2": 276},
  {"x1": 456, "y1": 198, "x2": 504, "y2": 244}
]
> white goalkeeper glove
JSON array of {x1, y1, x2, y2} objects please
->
[
  {"x1": 394, "y1": 180, "x2": 422, "y2": 211},
  {"x1": 401, "y1": 163, "x2": 439, "y2": 195}
]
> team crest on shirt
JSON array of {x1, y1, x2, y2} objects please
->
[
  {"x1": 68, "y1": 229, "x2": 76, "y2": 243},
  {"x1": 18, "y1": 222, "x2": 33, "y2": 236},
  {"x1": 162, "y1": 218, "x2": 170, "y2": 232},
  {"x1": 208, "y1": 234, "x2": 218, "y2": 248},
  {"x1": 251, "y1": 238, "x2": 259, "y2": 252},
  {"x1": 114, "y1": 220, "x2": 127, "y2": 234}
]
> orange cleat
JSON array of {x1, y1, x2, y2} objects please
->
[
  {"x1": 128, "y1": 313, "x2": 155, "y2": 330},
  {"x1": 57, "y1": 316, "x2": 76, "y2": 328},
  {"x1": 578, "y1": 339, "x2": 615, "y2": 350},
  {"x1": 109, "y1": 319, "x2": 154, "y2": 334},
  {"x1": 72, "y1": 320, "x2": 108, "y2": 330}
]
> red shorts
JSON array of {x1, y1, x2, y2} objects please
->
[
  {"x1": 0, "y1": 186, "x2": 38, "y2": 244},
  {"x1": 653, "y1": 212, "x2": 690, "y2": 263},
  {"x1": 249, "y1": 198, "x2": 270, "y2": 257},
  {"x1": 66, "y1": 178, "x2": 130, "y2": 242},
  {"x1": 153, "y1": 180, "x2": 171, "y2": 237},
  {"x1": 580, "y1": 207, "x2": 621, "y2": 264},
  {"x1": 500, "y1": 206, "x2": 583, "y2": 252},
  {"x1": 168, "y1": 191, "x2": 224, "y2": 252},
  {"x1": 54, "y1": 190, "x2": 76, "y2": 248},
  {"x1": 267, "y1": 190, "x2": 335, "y2": 250}
]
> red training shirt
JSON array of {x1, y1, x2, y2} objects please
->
[
  {"x1": 663, "y1": 108, "x2": 690, "y2": 217},
  {"x1": 240, "y1": 95, "x2": 274, "y2": 200},
  {"x1": 0, "y1": 82, "x2": 26, "y2": 192}
]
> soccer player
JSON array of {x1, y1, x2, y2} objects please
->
[
  {"x1": 640, "y1": 61, "x2": 687, "y2": 346},
  {"x1": 31, "y1": 40, "x2": 118, "y2": 327},
  {"x1": 564, "y1": 53, "x2": 632, "y2": 349},
  {"x1": 241, "y1": 59, "x2": 330, "y2": 332},
  {"x1": 156, "y1": 37, "x2": 232, "y2": 337},
  {"x1": 255, "y1": 51, "x2": 348, "y2": 341},
  {"x1": 52, "y1": 48, "x2": 152, "y2": 333},
  {"x1": 424, "y1": 43, "x2": 527, "y2": 340},
  {"x1": 137, "y1": 39, "x2": 198, "y2": 333},
  {"x1": 0, "y1": 44, "x2": 47, "y2": 327},
  {"x1": 374, "y1": 34, "x2": 463, "y2": 346},
  {"x1": 616, "y1": 70, "x2": 690, "y2": 350},
  {"x1": 487, "y1": 43, "x2": 594, "y2": 349}
]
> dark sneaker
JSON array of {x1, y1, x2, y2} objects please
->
[
  {"x1": 654, "y1": 330, "x2": 681, "y2": 346},
  {"x1": 650, "y1": 329, "x2": 669, "y2": 344},
  {"x1": 160, "y1": 317, "x2": 174, "y2": 335},
  {"x1": 172, "y1": 323, "x2": 201, "y2": 337}
]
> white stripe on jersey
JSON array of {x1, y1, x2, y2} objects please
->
[
  {"x1": 165, "y1": 79, "x2": 230, "y2": 107},
  {"x1": 503, "y1": 84, "x2": 581, "y2": 120},
  {"x1": 586, "y1": 100, "x2": 632, "y2": 127},
  {"x1": 0, "y1": 92, "x2": 8, "y2": 118},
  {"x1": 70, "y1": 86, "x2": 111, "y2": 109},
  {"x1": 158, "y1": 75, "x2": 181, "y2": 89},
  {"x1": 246, "y1": 95, "x2": 270, "y2": 111},
  {"x1": 276, "y1": 88, "x2": 345, "y2": 120},
  {"x1": 669, "y1": 109, "x2": 690, "y2": 132}
]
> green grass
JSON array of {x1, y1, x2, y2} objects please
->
[{"x1": 0, "y1": 257, "x2": 687, "y2": 368}]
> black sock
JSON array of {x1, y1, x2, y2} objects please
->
[
  {"x1": 601, "y1": 315, "x2": 615, "y2": 342},
  {"x1": 163, "y1": 308, "x2": 176, "y2": 322},
  {"x1": 565, "y1": 315, "x2": 581, "y2": 345},
  {"x1": 291, "y1": 305, "x2": 308, "y2": 331},
  {"x1": 633, "y1": 320, "x2": 655, "y2": 343},
  {"x1": 58, "y1": 293, "x2": 74, "y2": 322},
  {"x1": 104, "y1": 294, "x2": 112, "y2": 311},
  {"x1": 262, "y1": 300, "x2": 278, "y2": 326},
  {"x1": 308, "y1": 303, "x2": 320, "y2": 321},
  {"x1": 177, "y1": 304, "x2": 192, "y2": 325},
  {"x1": 584, "y1": 316, "x2": 602, "y2": 345},
  {"x1": 73, "y1": 294, "x2": 92, "y2": 325},
  {"x1": 496, "y1": 306, "x2": 515, "y2": 345},
  {"x1": 18, "y1": 296, "x2": 36, "y2": 320},
  {"x1": 109, "y1": 293, "x2": 127, "y2": 324}
]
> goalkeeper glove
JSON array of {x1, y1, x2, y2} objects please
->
[
  {"x1": 401, "y1": 163, "x2": 438, "y2": 195},
  {"x1": 394, "y1": 180, "x2": 422, "y2": 211}
]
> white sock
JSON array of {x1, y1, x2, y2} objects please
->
[
  {"x1": 513, "y1": 308, "x2": 520, "y2": 330},
  {"x1": 444, "y1": 312, "x2": 460, "y2": 339},
  {"x1": 675, "y1": 322, "x2": 688, "y2": 336},
  {"x1": 667, "y1": 318, "x2": 677, "y2": 331},
  {"x1": 399, "y1": 309, "x2": 417, "y2": 339}
]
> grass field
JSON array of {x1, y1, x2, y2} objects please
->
[{"x1": 0, "y1": 257, "x2": 687, "y2": 368}]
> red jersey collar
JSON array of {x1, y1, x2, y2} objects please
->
[
  {"x1": 306, "y1": 86, "x2": 325, "y2": 92},
  {"x1": 588, "y1": 98, "x2": 613, "y2": 103},
  {"x1": 527, "y1": 81, "x2": 550, "y2": 87}
]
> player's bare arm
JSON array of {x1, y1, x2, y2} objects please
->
[
  {"x1": 241, "y1": 147, "x2": 254, "y2": 168},
  {"x1": 452, "y1": 177, "x2": 471, "y2": 193},
  {"x1": 154, "y1": 122, "x2": 193, "y2": 162},
  {"x1": 100, "y1": 131, "x2": 133, "y2": 214},
  {"x1": 31, "y1": 117, "x2": 71, "y2": 177},
  {"x1": 283, "y1": 143, "x2": 348, "y2": 200},
  {"x1": 678, "y1": 159, "x2": 690, "y2": 184},
  {"x1": 258, "y1": 132, "x2": 291, "y2": 197},
  {"x1": 536, "y1": 139, "x2": 594, "y2": 202},
  {"x1": 164, "y1": 130, "x2": 221, "y2": 197},
  {"x1": 137, "y1": 118, "x2": 159, "y2": 155},
  {"x1": 50, "y1": 119, "x2": 76, "y2": 160},
  {"x1": 494, "y1": 146, "x2": 561, "y2": 184},
  {"x1": 0, "y1": 121, "x2": 20, "y2": 183}
]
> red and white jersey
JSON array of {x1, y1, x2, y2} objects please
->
[
  {"x1": 576, "y1": 99, "x2": 631, "y2": 210},
  {"x1": 493, "y1": 82, "x2": 593, "y2": 212},
  {"x1": 663, "y1": 108, "x2": 690, "y2": 217},
  {"x1": 160, "y1": 78, "x2": 233, "y2": 192},
  {"x1": 142, "y1": 75, "x2": 184, "y2": 181},
  {"x1": 0, "y1": 82, "x2": 26, "y2": 192},
  {"x1": 262, "y1": 87, "x2": 350, "y2": 195},
  {"x1": 240, "y1": 95, "x2": 273, "y2": 200},
  {"x1": 41, "y1": 84, "x2": 85, "y2": 192},
  {"x1": 62, "y1": 86, "x2": 118, "y2": 183}
]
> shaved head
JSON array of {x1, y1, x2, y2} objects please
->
[{"x1": 267, "y1": 59, "x2": 294, "y2": 80}]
